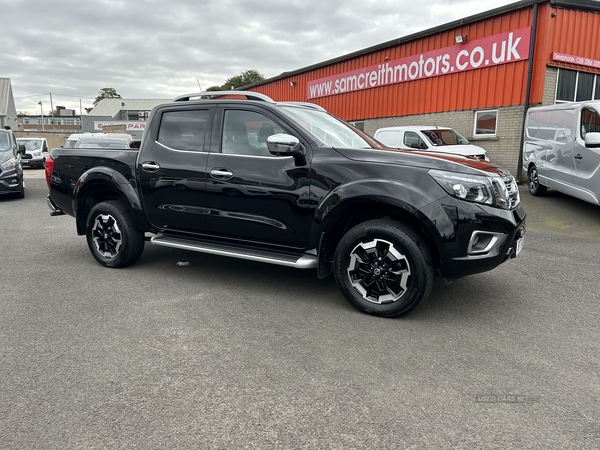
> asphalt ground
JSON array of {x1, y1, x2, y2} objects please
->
[{"x1": 0, "y1": 168, "x2": 599, "y2": 449}]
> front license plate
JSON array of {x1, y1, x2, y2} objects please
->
[{"x1": 515, "y1": 236, "x2": 524, "y2": 256}]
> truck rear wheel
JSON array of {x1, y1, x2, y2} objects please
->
[
  {"x1": 334, "y1": 219, "x2": 434, "y2": 317},
  {"x1": 85, "y1": 201, "x2": 144, "y2": 268}
]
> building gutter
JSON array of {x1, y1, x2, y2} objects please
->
[{"x1": 517, "y1": 2, "x2": 540, "y2": 182}]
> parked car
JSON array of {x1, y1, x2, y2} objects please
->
[
  {"x1": 74, "y1": 138, "x2": 131, "y2": 149},
  {"x1": 16, "y1": 137, "x2": 49, "y2": 168},
  {"x1": 523, "y1": 100, "x2": 600, "y2": 204},
  {"x1": 0, "y1": 127, "x2": 26, "y2": 198},
  {"x1": 64, "y1": 132, "x2": 133, "y2": 148},
  {"x1": 374, "y1": 126, "x2": 488, "y2": 160},
  {"x1": 46, "y1": 91, "x2": 525, "y2": 318}
]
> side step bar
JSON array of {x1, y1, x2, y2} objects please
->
[
  {"x1": 151, "y1": 233, "x2": 318, "y2": 269},
  {"x1": 47, "y1": 195, "x2": 65, "y2": 216}
]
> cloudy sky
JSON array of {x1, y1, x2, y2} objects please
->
[{"x1": 2, "y1": 0, "x2": 516, "y2": 114}]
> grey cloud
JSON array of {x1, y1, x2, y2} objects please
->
[{"x1": 0, "y1": 0, "x2": 514, "y2": 113}]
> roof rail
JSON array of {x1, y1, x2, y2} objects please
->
[
  {"x1": 173, "y1": 91, "x2": 275, "y2": 103},
  {"x1": 276, "y1": 102, "x2": 327, "y2": 112}
]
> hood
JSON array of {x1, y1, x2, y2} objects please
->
[{"x1": 333, "y1": 146, "x2": 508, "y2": 177}]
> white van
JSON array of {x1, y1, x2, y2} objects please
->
[
  {"x1": 64, "y1": 133, "x2": 133, "y2": 148},
  {"x1": 522, "y1": 101, "x2": 600, "y2": 204},
  {"x1": 373, "y1": 126, "x2": 488, "y2": 160}
]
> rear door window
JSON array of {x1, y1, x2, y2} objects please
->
[{"x1": 157, "y1": 110, "x2": 210, "y2": 151}]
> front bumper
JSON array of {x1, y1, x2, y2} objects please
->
[
  {"x1": 21, "y1": 155, "x2": 44, "y2": 167},
  {"x1": 420, "y1": 197, "x2": 526, "y2": 279},
  {"x1": 0, "y1": 168, "x2": 24, "y2": 195}
]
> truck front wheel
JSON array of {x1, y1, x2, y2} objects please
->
[
  {"x1": 85, "y1": 201, "x2": 144, "y2": 268},
  {"x1": 334, "y1": 219, "x2": 434, "y2": 317}
]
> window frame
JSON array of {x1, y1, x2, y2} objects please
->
[
  {"x1": 473, "y1": 109, "x2": 498, "y2": 137},
  {"x1": 556, "y1": 68, "x2": 600, "y2": 103}
]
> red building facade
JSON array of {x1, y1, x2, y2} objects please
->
[{"x1": 247, "y1": 0, "x2": 600, "y2": 175}]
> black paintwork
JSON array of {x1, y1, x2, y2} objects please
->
[{"x1": 47, "y1": 98, "x2": 526, "y2": 280}]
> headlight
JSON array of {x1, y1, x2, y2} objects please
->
[
  {"x1": 1, "y1": 157, "x2": 18, "y2": 170},
  {"x1": 429, "y1": 169, "x2": 520, "y2": 210}
]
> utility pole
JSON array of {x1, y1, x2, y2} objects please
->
[
  {"x1": 49, "y1": 93, "x2": 54, "y2": 120},
  {"x1": 38, "y1": 101, "x2": 44, "y2": 132},
  {"x1": 79, "y1": 99, "x2": 83, "y2": 130}
]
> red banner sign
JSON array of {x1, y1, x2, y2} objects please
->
[
  {"x1": 307, "y1": 27, "x2": 531, "y2": 99},
  {"x1": 552, "y1": 52, "x2": 600, "y2": 69}
]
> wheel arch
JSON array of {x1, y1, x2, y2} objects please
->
[
  {"x1": 73, "y1": 168, "x2": 150, "y2": 235},
  {"x1": 314, "y1": 184, "x2": 442, "y2": 278}
]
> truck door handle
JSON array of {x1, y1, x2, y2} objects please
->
[
  {"x1": 210, "y1": 168, "x2": 234, "y2": 179},
  {"x1": 142, "y1": 161, "x2": 160, "y2": 172},
  {"x1": 574, "y1": 154, "x2": 583, "y2": 160}
]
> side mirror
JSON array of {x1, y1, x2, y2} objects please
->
[
  {"x1": 584, "y1": 132, "x2": 600, "y2": 149},
  {"x1": 267, "y1": 133, "x2": 303, "y2": 156},
  {"x1": 17, "y1": 144, "x2": 26, "y2": 155}
]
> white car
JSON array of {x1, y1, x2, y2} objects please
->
[
  {"x1": 373, "y1": 126, "x2": 488, "y2": 160},
  {"x1": 64, "y1": 133, "x2": 133, "y2": 148},
  {"x1": 16, "y1": 137, "x2": 49, "y2": 168}
]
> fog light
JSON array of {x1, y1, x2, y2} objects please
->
[{"x1": 468, "y1": 231, "x2": 506, "y2": 255}]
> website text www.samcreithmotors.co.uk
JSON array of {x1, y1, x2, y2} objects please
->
[{"x1": 307, "y1": 27, "x2": 531, "y2": 100}]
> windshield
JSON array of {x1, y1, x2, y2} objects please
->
[
  {"x1": 16, "y1": 139, "x2": 42, "y2": 151},
  {"x1": 279, "y1": 106, "x2": 383, "y2": 149},
  {"x1": 421, "y1": 129, "x2": 470, "y2": 146},
  {"x1": 0, "y1": 131, "x2": 10, "y2": 150}
]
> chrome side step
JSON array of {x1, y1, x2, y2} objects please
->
[{"x1": 151, "y1": 234, "x2": 318, "y2": 269}]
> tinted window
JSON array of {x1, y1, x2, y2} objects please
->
[
  {"x1": 581, "y1": 108, "x2": 600, "y2": 139},
  {"x1": 576, "y1": 72, "x2": 594, "y2": 102},
  {"x1": 556, "y1": 69, "x2": 577, "y2": 102},
  {"x1": 222, "y1": 110, "x2": 285, "y2": 156},
  {"x1": 403, "y1": 131, "x2": 427, "y2": 149},
  {"x1": 0, "y1": 132, "x2": 12, "y2": 149},
  {"x1": 158, "y1": 110, "x2": 210, "y2": 151}
]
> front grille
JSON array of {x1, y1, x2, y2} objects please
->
[{"x1": 491, "y1": 174, "x2": 520, "y2": 210}]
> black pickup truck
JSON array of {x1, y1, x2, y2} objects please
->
[{"x1": 46, "y1": 91, "x2": 525, "y2": 317}]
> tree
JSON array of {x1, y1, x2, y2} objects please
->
[
  {"x1": 85, "y1": 88, "x2": 122, "y2": 113},
  {"x1": 206, "y1": 70, "x2": 266, "y2": 91}
]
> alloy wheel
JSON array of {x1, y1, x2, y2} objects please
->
[
  {"x1": 347, "y1": 238, "x2": 411, "y2": 304},
  {"x1": 91, "y1": 214, "x2": 122, "y2": 258},
  {"x1": 529, "y1": 168, "x2": 539, "y2": 191}
]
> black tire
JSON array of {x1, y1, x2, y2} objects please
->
[
  {"x1": 85, "y1": 201, "x2": 144, "y2": 268},
  {"x1": 334, "y1": 219, "x2": 434, "y2": 317},
  {"x1": 528, "y1": 165, "x2": 547, "y2": 196}
]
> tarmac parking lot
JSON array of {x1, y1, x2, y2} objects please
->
[{"x1": 1, "y1": 168, "x2": 599, "y2": 449}]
